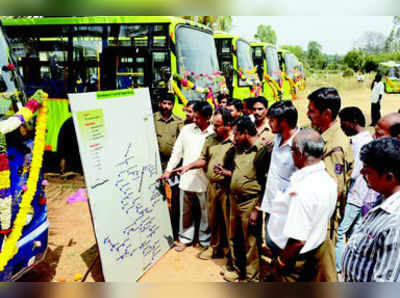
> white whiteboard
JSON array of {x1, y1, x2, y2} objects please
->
[{"x1": 68, "y1": 88, "x2": 173, "y2": 281}]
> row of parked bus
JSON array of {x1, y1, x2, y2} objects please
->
[
  {"x1": 0, "y1": 16, "x2": 305, "y2": 280},
  {"x1": 2, "y1": 17, "x2": 306, "y2": 170}
]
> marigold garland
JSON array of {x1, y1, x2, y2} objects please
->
[{"x1": 0, "y1": 96, "x2": 48, "y2": 271}]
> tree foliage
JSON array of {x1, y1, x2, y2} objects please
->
[{"x1": 254, "y1": 24, "x2": 277, "y2": 45}]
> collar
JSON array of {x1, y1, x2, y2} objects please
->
[
  {"x1": 277, "y1": 128, "x2": 300, "y2": 148},
  {"x1": 155, "y1": 112, "x2": 175, "y2": 123},
  {"x1": 321, "y1": 120, "x2": 341, "y2": 143},
  {"x1": 377, "y1": 191, "x2": 400, "y2": 214},
  {"x1": 245, "y1": 142, "x2": 261, "y2": 154},
  {"x1": 350, "y1": 130, "x2": 371, "y2": 144},
  {"x1": 290, "y1": 161, "x2": 326, "y2": 184},
  {"x1": 194, "y1": 123, "x2": 214, "y2": 135},
  {"x1": 257, "y1": 121, "x2": 271, "y2": 136}
]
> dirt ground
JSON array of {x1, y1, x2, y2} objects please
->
[{"x1": 18, "y1": 79, "x2": 400, "y2": 282}]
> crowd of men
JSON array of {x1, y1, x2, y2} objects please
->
[{"x1": 153, "y1": 89, "x2": 400, "y2": 282}]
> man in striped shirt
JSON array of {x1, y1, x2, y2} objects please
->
[{"x1": 342, "y1": 138, "x2": 400, "y2": 281}]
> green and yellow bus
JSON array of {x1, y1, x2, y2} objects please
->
[
  {"x1": 378, "y1": 61, "x2": 400, "y2": 93},
  {"x1": 277, "y1": 49, "x2": 300, "y2": 100},
  {"x1": 250, "y1": 41, "x2": 282, "y2": 103},
  {"x1": 3, "y1": 16, "x2": 224, "y2": 169},
  {"x1": 214, "y1": 32, "x2": 260, "y2": 100}
]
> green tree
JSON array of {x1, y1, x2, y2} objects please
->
[
  {"x1": 280, "y1": 45, "x2": 306, "y2": 61},
  {"x1": 254, "y1": 24, "x2": 277, "y2": 45},
  {"x1": 306, "y1": 41, "x2": 327, "y2": 69},
  {"x1": 343, "y1": 50, "x2": 364, "y2": 72},
  {"x1": 182, "y1": 16, "x2": 232, "y2": 32}
]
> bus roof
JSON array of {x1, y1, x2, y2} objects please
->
[
  {"x1": 2, "y1": 16, "x2": 212, "y2": 32},
  {"x1": 250, "y1": 41, "x2": 276, "y2": 49},
  {"x1": 214, "y1": 31, "x2": 250, "y2": 44}
]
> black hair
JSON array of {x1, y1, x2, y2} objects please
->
[
  {"x1": 214, "y1": 107, "x2": 233, "y2": 126},
  {"x1": 360, "y1": 138, "x2": 400, "y2": 181},
  {"x1": 371, "y1": 73, "x2": 383, "y2": 90},
  {"x1": 251, "y1": 96, "x2": 269, "y2": 109},
  {"x1": 232, "y1": 116, "x2": 257, "y2": 136},
  {"x1": 193, "y1": 101, "x2": 213, "y2": 119},
  {"x1": 186, "y1": 100, "x2": 197, "y2": 108},
  {"x1": 227, "y1": 99, "x2": 243, "y2": 112},
  {"x1": 159, "y1": 92, "x2": 175, "y2": 103},
  {"x1": 244, "y1": 97, "x2": 256, "y2": 109},
  {"x1": 338, "y1": 106, "x2": 366, "y2": 127},
  {"x1": 217, "y1": 93, "x2": 230, "y2": 104},
  {"x1": 267, "y1": 100, "x2": 298, "y2": 128},
  {"x1": 307, "y1": 87, "x2": 341, "y2": 119},
  {"x1": 390, "y1": 123, "x2": 400, "y2": 138}
]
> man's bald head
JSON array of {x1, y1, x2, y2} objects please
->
[{"x1": 374, "y1": 113, "x2": 400, "y2": 139}]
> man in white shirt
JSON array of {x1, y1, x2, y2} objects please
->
[
  {"x1": 370, "y1": 74, "x2": 384, "y2": 126},
  {"x1": 265, "y1": 128, "x2": 337, "y2": 282},
  {"x1": 335, "y1": 107, "x2": 376, "y2": 274},
  {"x1": 260, "y1": 100, "x2": 299, "y2": 246},
  {"x1": 160, "y1": 101, "x2": 214, "y2": 252}
]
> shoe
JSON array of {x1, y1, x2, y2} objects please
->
[
  {"x1": 212, "y1": 249, "x2": 225, "y2": 259},
  {"x1": 220, "y1": 264, "x2": 235, "y2": 276},
  {"x1": 174, "y1": 242, "x2": 187, "y2": 252},
  {"x1": 198, "y1": 246, "x2": 213, "y2": 260},
  {"x1": 223, "y1": 270, "x2": 242, "y2": 282}
]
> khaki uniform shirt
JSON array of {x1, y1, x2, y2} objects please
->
[
  {"x1": 224, "y1": 143, "x2": 271, "y2": 199},
  {"x1": 200, "y1": 133, "x2": 232, "y2": 184},
  {"x1": 321, "y1": 121, "x2": 354, "y2": 211},
  {"x1": 256, "y1": 121, "x2": 275, "y2": 147},
  {"x1": 153, "y1": 111, "x2": 183, "y2": 169}
]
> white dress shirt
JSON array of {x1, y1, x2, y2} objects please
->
[
  {"x1": 260, "y1": 129, "x2": 299, "y2": 213},
  {"x1": 268, "y1": 161, "x2": 337, "y2": 253},
  {"x1": 370, "y1": 81, "x2": 384, "y2": 104},
  {"x1": 166, "y1": 123, "x2": 214, "y2": 193},
  {"x1": 350, "y1": 130, "x2": 373, "y2": 180}
]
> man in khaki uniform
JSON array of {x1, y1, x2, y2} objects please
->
[
  {"x1": 153, "y1": 93, "x2": 184, "y2": 240},
  {"x1": 153, "y1": 93, "x2": 184, "y2": 170},
  {"x1": 217, "y1": 116, "x2": 272, "y2": 282},
  {"x1": 252, "y1": 96, "x2": 275, "y2": 148},
  {"x1": 176, "y1": 108, "x2": 233, "y2": 267},
  {"x1": 307, "y1": 87, "x2": 353, "y2": 281}
]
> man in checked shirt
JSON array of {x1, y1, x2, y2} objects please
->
[{"x1": 342, "y1": 138, "x2": 400, "y2": 282}]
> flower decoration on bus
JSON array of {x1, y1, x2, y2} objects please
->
[{"x1": 0, "y1": 90, "x2": 48, "y2": 271}]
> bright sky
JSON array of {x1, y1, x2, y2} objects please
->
[{"x1": 231, "y1": 16, "x2": 394, "y2": 55}]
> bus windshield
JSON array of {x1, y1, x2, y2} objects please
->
[
  {"x1": 236, "y1": 40, "x2": 255, "y2": 87},
  {"x1": 176, "y1": 26, "x2": 220, "y2": 100},
  {"x1": 236, "y1": 40, "x2": 253, "y2": 71},
  {"x1": 0, "y1": 29, "x2": 18, "y2": 93},
  {"x1": 285, "y1": 53, "x2": 298, "y2": 80},
  {"x1": 265, "y1": 46, "x2": 280, "y2": 82}
]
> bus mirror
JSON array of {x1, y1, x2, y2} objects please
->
[
  {"x1": 160, "y1": 66, "x2": 171, "y2": 82},
  {"x1": 222, "y1": 62, "x2": 233, "y2": 77}
]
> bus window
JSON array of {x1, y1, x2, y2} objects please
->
[
  {"x1": 265, "y1": 47, "x2": 280, "y2": 82},
  {"x1": 236, "y1": 40, "x2": 255, "y2": 87},
  {"x1": 176, "y1": 26, "x2": 220, "y2": 101},
  {"x1": 72, "y1": 25, "x2": 103, "y2": 92},
  {"x1": 7, "y1": 26, "x2": 70, "y2": 98}
]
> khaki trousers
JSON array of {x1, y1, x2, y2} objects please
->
[{"x1": 229, "y1": 195, "x2": 261, "y2": 280}]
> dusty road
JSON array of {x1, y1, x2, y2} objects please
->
[{"x1": 18, "y1": 79, "x2": 400, "y2": 282}]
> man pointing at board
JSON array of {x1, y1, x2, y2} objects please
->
[{"x1": 160, "y1": 101, "x2": 214, "y2": 252}]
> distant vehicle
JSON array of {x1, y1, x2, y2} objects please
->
[
  {"x1": 214, "y1": 32, "x2": 261, "y2": 100},
  {"x1": 0, "y1": 21, "x2": 48, "y2": 281},
  {"x1": 378, "y1": 61, "x2": 400, "y2": 93},
  {"x1": 250, "y1": 41, "x2": 282, "y2": 103}
]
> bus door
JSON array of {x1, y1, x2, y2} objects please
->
[{"x1": 215, "y1": 38, "x2": 234, "y2": 96}]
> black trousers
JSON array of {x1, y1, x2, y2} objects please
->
[{"x1": 371, "y1": 102, "x2": 381, "y2": 126}]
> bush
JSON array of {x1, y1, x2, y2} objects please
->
[{"x1": 343, "y1": 68, "x2": 354, "y2": 77}]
